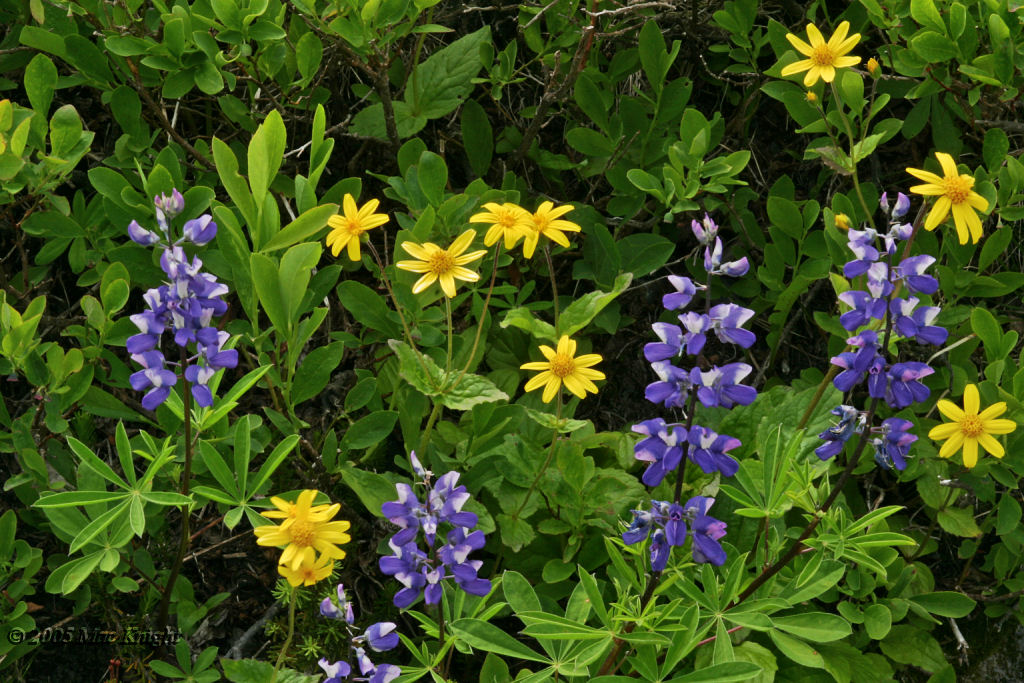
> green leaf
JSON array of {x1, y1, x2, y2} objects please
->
[
  {"x1": 503, "y1": 570, "x2": 541, "y2": 614},
  {"x1": 390, "y1": 340, "x2": 445, "y2": 396},
  {"x1": 417, "y1": 151, "x2": 448, "y2": 206},
  {"x1": 278, "y1": 242, "x2": 322, "y2": 330},
  {"x1": 49, "y1": 104, "x2": 83, "y2": 158},
  {"x1": 558, "y1": 273, "x2": 632, "y2": 337},
  {"x1": 201, "y1": 365, "x2": 273, "y2": 432},
  {"x1": 212, "y1": 137, "x2": 258, "y2": 230},
  {"x1": 768, "y1": 631, "x2": 823, "y2": 669},
  {"x1": 773, "y1": 612, "x2": 851, "y2": 642},
  {"x1": 970, "y1": 307, "x2": 1001, "y2": 359},
  {"x1": 34, "y1": 491, "x2": 127, "y2": 508},
  {"x1": 441, "y1": 372, "x2": 509, "y2": 410},
  {"x1": 460, "y1": 99, "x2": 493, "y2": 177},
  {"x1": 450, "y1": 618, "x2": 549, "y2": 663},
  {"x1": 996, "y1": 493, "x2": 1022, "y2": 536},
  {"x1": 496, "y1": 514, "x2": 535, "y2": 551},
  {"x1": 879, "y1": 625, "x2": 946, "y2": 672},
  {"x1": 909, "y1": 592, "x2": 975, "y2": 618},
  {"x1": 292, "y1": 342, "x2": 344, "y2": 404},
  {"x1": 518, "y1": 611, "x2": 607, "y2": 640},
  {"x1": 337, "y1": 464, "x2": 395, "y2": 517},
  {"x1": 337, "y1": 280, "x2": 401, "y2": 337},
  {"x1": 139, "y1": 491, "x2": 193, "y2": 506},
  {"x1": 937, "y1": 507, "x2": 982, "y2": 537},
  {"x1": 983, "y1": 127, "x2": 1009, "y2": 172},
  {"x1": 66, "y1": 436, "x2": 130, "y2": 489},
  {"x1": 500, "y1": 307, "x2": 557, "y2": 341},
  {"x1": 261, "y1": 203, "x2": 338, "y2": 253},
  {"x1": 666, "y1": 662, "x2": 763, "y2": 683},
  {"x1": 910, "y1": 31, "x2": 956, "y2": 62},
  {"x1": 248, "y1": 435, "x2": 299, "y2": 496},
  {"x1": 406, "y1": 27, "x2": 491, "y2": 119},
  {"x1": 251, "y1": 253, "x2": 288, "y2": 334},
  {"x1": 525, "y1": 408, "x2": 589, "y2": 433},
  {"x1": 248, "y1": 109, "x2": 286, "y2": 212},
  {"x1": 620, "y1": 233, "x2": 675, "y2": 277},
  {"x1": 69, "y1": 499, "x2": 131, "y2": 554},
  {"x1": 863, "y1": 603, "x2": 892, "y2": 639},
  {"x1": 342, "y1": 410, "x2": 398, "y2": 450},
  {"x1": 221, "y1": 658, "x2": 319, "y2": 683},
  {"x1": 911, "y1": 0, "x2": 946, "y2": 33},
  {"x1": 24, "y1": 53, "x2": 57, "y2": 118}
]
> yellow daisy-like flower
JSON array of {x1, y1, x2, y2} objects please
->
[
  {"x1": 396, "y1": 229, "x2": 487, "y2": 298},
  {"x1": 520, "y1": 201, "x2": 582, "y2": 259},
  {"x1": 277, "y1": 553, "x2": 334, "y2": 587},
  {"x1": 470, "y1": 202, "x2": 531, "y2": 249},
  {"x1": 928, "y1": 384, "x2": 1016, "y2": 468},
  {"x1": 254, "y1": 489, "x2": 352, "y2": 571},
  {"x1": 780, "y1": 21, "x2": 861, "y2": 86},
  {"x1": 906, "y1": 152, "x2": 989, "y2": 245},
  {"x1": 326, "y1": 194, "x2": 390, "y2": 261},
  {"x1": 520, "y1": 335, "x2": 605, "y2": 403}
]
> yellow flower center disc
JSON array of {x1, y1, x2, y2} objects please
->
[
  {"x1": 290, "y1": 520, "x2": 316, "y2": 547},
  {"x1": 498, "y1": 212, "x2": 518, "y2": 228},
  {"x1": 811, "y1": 45, "x2": 835, "y2": 66},
  {"x1": 942, "y1": 175, "x2": 973, "y2": 204},
  {"x1": 428, "y1": 250, "x2": 455, "y2": 275},
  {"x1": 550, "y1": 354, "x2": 575, "y2": 378},
  {"x1": 959, "y1": 414, "x2": 984, "y2": 438}
]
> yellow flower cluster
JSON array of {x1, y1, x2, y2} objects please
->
[
  {"x1": 254, "y1": 489, "x2": 351, "y2": 587},
  {"x1": 520, "y1": 335, "x2": 605, "y2": 404},
  {"x1": 929, "y1": 384, "x2": 1016, "y2": 469},
  {"x1": 906, "y1": 152, "x2": 989, "y2": 245},
  {"x1": 392, "y1": 200, "x2": 582, "y2": 299}
]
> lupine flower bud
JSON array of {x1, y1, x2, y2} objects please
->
[
  {"x1": 128, "y1": 220, "x2": 162, "y2": 246},
  {"x1": 691, "y1": 213, "x2": 719, "y2": 245},
  {"x1": 154, "y1": 189, "x2": 185, "y2": 217},
  {"x1": 182, "y1": 214, "x2": 217, "y2": 245}
]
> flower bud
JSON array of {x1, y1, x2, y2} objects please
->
[
  {"x1": 128, "y1": 220, "x2": 161, "y2": 246},
  {"x1": 154, "y1": 189, "x2": 185, "y2": 218},
  {"x1": 834, "y1": 213, "x2": 851, "y2": 231},
  {"x1": 867, "y1": 57, "x2": 880, "y2": 77}
]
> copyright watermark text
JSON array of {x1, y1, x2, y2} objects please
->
[{"x1": 6, "y1": 626, "x2": 182, "y2": 646}]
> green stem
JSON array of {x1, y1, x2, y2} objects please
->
[
  {"x1": 829, "y1": 80, "x2": 876, "y2": 230},
  {"x1": 444, "y1": 297, "x2": 453, "y2": 373},
  {"x1": 367, "y1": 242, "x2": 440, "y2": 393},
  {"x1": 491, "y1": 396, "x2": 563, "y2": 574},
  {"x1": 156, "y1": 350, "x2": 194, "y2": 636},
  {"x1": 272, "y1": 586, "x2": 297, "y2": 682},
  {"x1": 449, "y1": 244, "x2": 502, "y2": 392},
  {"x1": 544, "y1": 244, "x2": 560, "y2": 330},
  {"x1": 418, "y1": 400, "x2": 443, "y2": 462}
]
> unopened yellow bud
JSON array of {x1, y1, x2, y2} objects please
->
[
  {"x1": 867, "y1": 57, "x2": 880, "y2": 77},
  {"x1": 834, "y1": 213, "x2": 851, "y2": 231},
  {"x1": 806, "y1": 91, "x2": 818, "y2": 103}
]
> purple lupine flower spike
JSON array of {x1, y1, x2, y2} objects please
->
[
  {"x1": 362, "y1": 623, "x2": 400, "y2": 652},
  {"x1": 873, "y1": 418, "x2": 916, "y2": 470},
  {"x1": 687, "y1": 496, "x2": 727, "y2": 566},
  {"x1": 816, "y1": 405, "x2": 864, "y2": 460},
  {"x1": 645, "y1": 360, "x2": 692, "y2": 408},
  {"x1": 183, "y1": 214, "x2": 217, "y2": 245},
  {"x1": 129, "y1": 351, "x2": 177, "y2": 410},
  {"x1": 709, "y1": 303, "x2": 755, "y2": 347},
  {"x1": 644, "y1": 323, "x2": 684, "y2": 362},
  {"x1": 380, "y1": 462, "x2": 491, "y2": 608},
  {"x1": 687, "y1": 426, "x2": 741, "y2": 476},
  {"x1": 662, "y1": 275, "x2": 700, "y2": 310},
  {"x1": 318, "y1": 659, "x2": 351, "y2": 683},
  {"x1": 692, "y1": 213, "x2": 718, "y2": 246}
]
